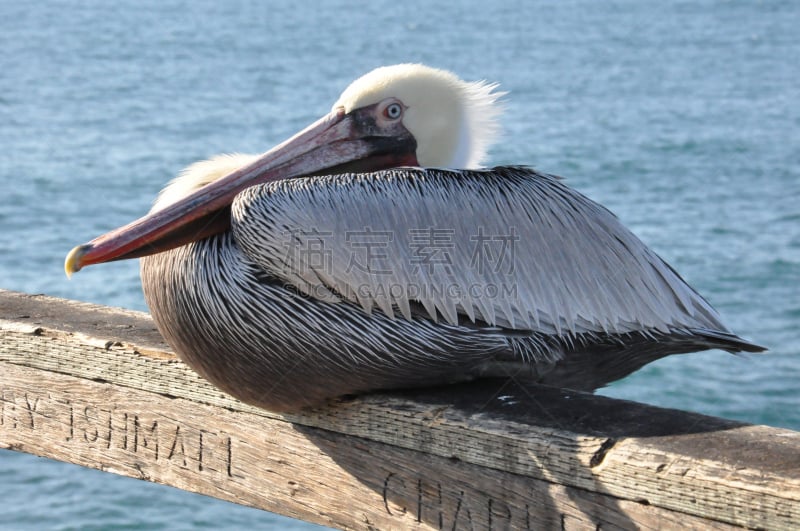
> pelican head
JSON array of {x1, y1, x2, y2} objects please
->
[
  {"x1": 334, "y1": 64, "x2": 503, "y2": 168},
  {"x1": 65, "y1": 64, "x2": 505, "y2": 274}
]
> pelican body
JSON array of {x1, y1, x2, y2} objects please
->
[{"x1": 66, "y1": 65, "x2": 764, "y2": 411}]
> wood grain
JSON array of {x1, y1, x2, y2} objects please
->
[{"x1": 1, "y1": 289, "x2": 798, "y2": 530}]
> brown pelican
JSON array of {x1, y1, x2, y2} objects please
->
[{"x1": 65, "y1": 64, "x2": 764, "y2": 412}]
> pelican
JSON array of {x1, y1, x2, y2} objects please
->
[{"x1": 65, "y1": 64, "x2": 764, "y2": 412}]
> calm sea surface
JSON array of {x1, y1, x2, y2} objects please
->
[{"x1": 1, "y1": 0, "x2": 798, "y2": 528}]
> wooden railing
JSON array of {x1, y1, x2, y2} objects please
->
[{"x1": 1, "y1": 289, "x2": 797, "y2": 530}]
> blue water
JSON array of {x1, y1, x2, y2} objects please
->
[{"x1": 1, "y1": 0, "x2": 798, "y2": 528}]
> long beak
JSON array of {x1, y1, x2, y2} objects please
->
[{"x1": 65, "y1": 105, "x2": 418, "y2": 276}]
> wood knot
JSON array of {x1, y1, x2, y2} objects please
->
[{"x1": 590, "y1": 438, "x2": 617, "y2": 468}]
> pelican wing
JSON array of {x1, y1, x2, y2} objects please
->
[{"x1": 231, "y1": 166, "x2": 726, "y2": 337}]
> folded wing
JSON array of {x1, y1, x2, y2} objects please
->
[{"x1": 231, "y1": 166, "x2": 729, "y2": 339}]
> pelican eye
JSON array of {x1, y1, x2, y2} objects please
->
[{"x1": 384, "y1": 102, "x2": 403, "y2": 120}]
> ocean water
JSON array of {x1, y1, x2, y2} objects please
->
[{"x1": 1, "y1": 0, "x2": 798, "y2": 528}]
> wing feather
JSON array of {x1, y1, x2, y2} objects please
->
[{"x1": 231, "y1": 166, "x2": 729, "y2": 337}]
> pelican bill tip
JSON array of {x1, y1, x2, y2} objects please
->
[{"x1": 64, "y1": 244, "x2": 88, "y2": 278}]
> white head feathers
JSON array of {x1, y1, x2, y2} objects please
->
[{"x1": 334, "y1": 64, "x2": 505, "y2": 169}]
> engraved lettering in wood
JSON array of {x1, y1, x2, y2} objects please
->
[
  {"x1": 167, "y1": 425, "x2": 187, "y2": 466},
  {"x1": 0, "y1": 383, "x2": 241, "y2": 482},
  {"x1": 0, "y1": 389, "x2": 18, "y2": 429},
  {"x1": 383, "y1": 472, "x2": 408, "y2": 516},
  {"x1": 451, "y1": 489, "x2": 474, "y2": 530},
  {"x1": 134, "y1": 416, "x2": 159, "y2": 460},
  {"x1": 488, "y1": 498, "x2": 512, "y2": 530},
  {"x1": 379, "y1": 470, "x2": 539, "y2": 530},
  {"x1": 23, "y1": 394, "x2": 40, "y2": 429}
]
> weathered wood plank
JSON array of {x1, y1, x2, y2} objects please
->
[
  {"x1": 2, "y1": 362, "x2": 742, "y2": 530},
  {"x1": 1, "y1": 289, "x2": 799, "y2": 529}
]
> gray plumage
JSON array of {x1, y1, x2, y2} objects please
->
[{"x1": 141, "y1": 166, "x2": 762, "y2": 411}]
